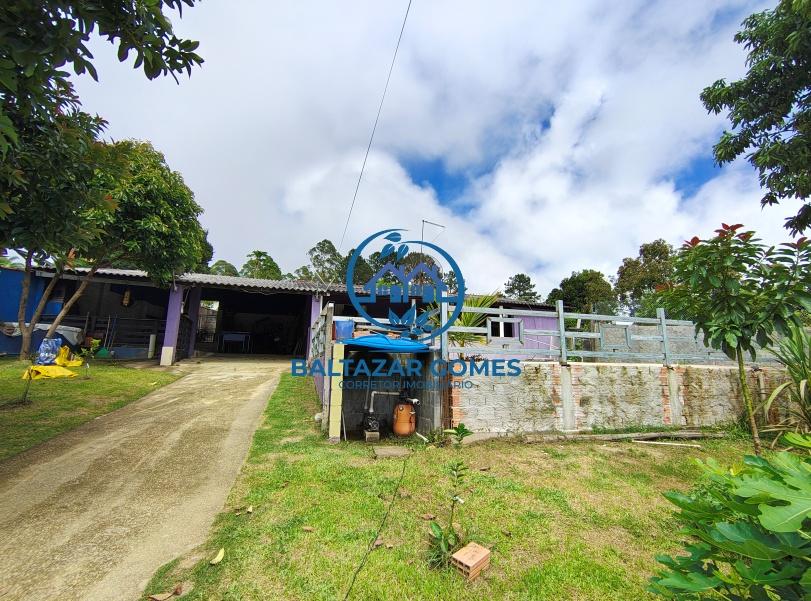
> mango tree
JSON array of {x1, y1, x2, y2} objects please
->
[
  {"x1": 658, "y1": 223, "x2": 811, "y2": 455},
  {"x1": 43, "y1": 141, "x2": 207, "y2": 337},
  {"x1": 0, "y1": 111, "x2": 119, "y2": 358}
]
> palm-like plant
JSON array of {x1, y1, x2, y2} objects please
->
[
  {"x1": 764, "y1": 323, "x2": 811, "y2": 435},
  {"x1": 430, "y1": 291, "x2": 500, "y2": 348}
]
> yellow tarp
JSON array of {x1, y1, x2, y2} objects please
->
[
  {"x1": 22, "y1": 365, "x2": 77, "y2": 380},
  {"x1": 55, "y1": 346, "x2": 83, "y2": 367}
]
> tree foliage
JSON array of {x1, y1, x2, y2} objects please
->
[
  {"x1": 240, "y1": 250, "x2": 282, "y2": 280},
  {"x1": 307, "y1": 239, "x2": 342, "y2": 282},
  {"x1": 210, "y1": 259, "x2": 238, "y2": 277},
  {"x1": 615, "y1": 239, "x2": 674, "y2": 316},
  {"x1": 657, "y1": 223, "x2": 811, "y2": 454},
  {"x1": 0, "y1": 111, "x2": 115, "y2": 254},
  {"x1": 701, "y1": 0, "x2": 811, "y2": 234},
  {"x1": 546, "y1": 269, "x2": 616, "y2": 313},
  {"x1": 0, "y1": 0, "x2": 203, "y2": 154},
  {"x1": 1, "y1": 110, "x2": 120, "y2": 357},
  {"x1": 19, "y1": 140, "x2": 206, "y2": 352},
  {"x1": 504, "y1": 273, "x2": 539, "y2": 302},
  {"x1": 87, "y1": 141, "x2": 205, "y2": 283}
]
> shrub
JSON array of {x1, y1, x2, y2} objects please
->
[
  {"x1": 764, "y1": 323, "x2": 811, "y2": 436},
  {"x1": 650, "y1": 438, "x2": 811, "y2": 599}
]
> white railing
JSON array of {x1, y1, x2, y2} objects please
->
[{"x1": 442, "y1": 300, "x2": 779, "y2": 365}]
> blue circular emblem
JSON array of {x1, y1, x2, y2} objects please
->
[{"x1": 345, "y1": 229, "x2": 465, "y2": 342}]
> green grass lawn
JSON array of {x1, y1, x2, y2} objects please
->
[
  {"x1": 145, "y1": 374, "x2": 752, "y2": 601},
  {"x1": 0, "y1": 357, "x2": 180, "y2": 461}
]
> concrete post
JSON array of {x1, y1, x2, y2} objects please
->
[
  {"x1": 556, "y1": 300, "x2": 568, "y2": 365},
  {"x1": 657, "y1": 308, "x2": 671, "y2": 366},
  {"x1": 560, "y1": 365, "x2": 576, "y2": 431},
  {"x1": 667, "y1": 368, "x2": 683, "y2": 426},
  {"x1": 327, "y1": 343, "x2": 345, "y2": 442},
  {"x1": 160, "y1": 285, "x2": 185, "y2": 366},
  {"x1": 186, "y1": 286, "x2": 202, "y2": 358}
]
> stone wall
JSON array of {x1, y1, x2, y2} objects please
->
[{"x1": 450, "y1": 361, "x2": 786, "y2": 433}]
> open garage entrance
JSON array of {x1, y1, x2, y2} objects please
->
[{"x1": 194, "y1": 287, "x2": 310, "y2": 356}]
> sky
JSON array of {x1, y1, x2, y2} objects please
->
[{"x1": 72, "y1": 0, "x2": 798, "y2": 296}]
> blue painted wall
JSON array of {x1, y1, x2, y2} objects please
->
[{"x1": 0, "y1": 267, "x2": 64, "y2": 322}]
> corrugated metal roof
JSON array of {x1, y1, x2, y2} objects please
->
[
  {"x1": 42, "y1": 267, "x2": 352, "y2": 294},
  {"x1": 177, "y1": 272, "x2": 351, "y2": 293},
  {"x1": 33, "y1": 267, "x2": 553, "y2": 307}
]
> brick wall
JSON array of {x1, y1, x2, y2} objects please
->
[{"x1": 449, "y1": 361, "x2": 786, "y2": 433}]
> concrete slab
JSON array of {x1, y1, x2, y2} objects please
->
[{"x1": 372, "y1": 445, "x2": 412, "y2": 459}]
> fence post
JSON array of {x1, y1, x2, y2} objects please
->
[
  {"x1": 322, "y1": 303, "x2": 334, "y2": 428},
  {"x1": 556, "y1": 300, "x2": 568, "y2": 365},
  {"x1": 657, "y1": 307, "x2": 671, "y2": 366}
]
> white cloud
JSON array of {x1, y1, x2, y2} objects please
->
[{"x1": 72, "y1": 0, "x2": 795, "y2": 296}]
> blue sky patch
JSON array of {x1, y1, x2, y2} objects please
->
[
  {"x1": 673, "y1": 152, "x2": 721, "y2": 196},
  {"x1": 402, "y1": 157, "x2": 469, "y2": 203}
]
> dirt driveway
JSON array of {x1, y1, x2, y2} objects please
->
[{"x1": 0, "y1": 357, "x2": 287, "y2": 601}]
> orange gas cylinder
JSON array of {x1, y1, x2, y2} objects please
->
[{"x1": 392, "y1": 403, "x2": 416, "y2": 437}]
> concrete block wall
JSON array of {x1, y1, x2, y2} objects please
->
[{"x1": 450, "y1": 361, "x2": 786, "y2": 433}]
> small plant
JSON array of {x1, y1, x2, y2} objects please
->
[
  {"x1": 77, "y1": 338, "x2": 100, "y2": 379},
  {"x1": 428, "y1": 459, "x2": 468, "y2": 568},
  {"x1": 649, "y1": 435, "x2": 811, "y2": 599},
  {"x1": 424, "y1": 428, "x2": 450, "y2": 447},
  {"x1": 763, "y1": 322, "x2": 811, "y2": 438},
  {"x1": 444, "y1": 423, "x2": 473, "y2": 449}
]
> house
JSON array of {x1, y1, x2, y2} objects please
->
[{"x1": 0, "y1": 266, "x2": 466, "y2": 364}]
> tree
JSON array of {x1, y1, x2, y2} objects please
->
[
  {"x1": 308, "y1": 239, "x2": 342, "y2": 282},
  {"x1": 0, "y1": 0, "x2": 203, "y2": 156},
  {"x1": 701, "y1": 1, "x2": 811, "y2": 234},
  {"x1": 657, "y1": 223, "x2": 811, "y2": 455},
  {"x1": 615, "y1": 239, "x2": 674, "y2": 316},
  {"x1": 338, "y1": 249, "x2": 373, "y2": 286},
  {"x1": 443, "y1": 270, "x2": 459, "y2": 295},
  {"x1": 42, "y1": 140, "x2": 206, "y2": 340},
  {"x1": 240, "y1": 251, "x2": 282, "y2": 280},
  {"x1": 196, "y1": 231, "x2": 213, "y2": 272},
  {"x1": 503, "y1": 273, "x2": 539, "y2": 301},
  {"x1": 285, "y1": 265, "x2": 315, "y2": 281},
  {"x1": 1, "y1": 111, "x2": 119, "y2": 357},
  {"x1": 210, "y1": 260, "x2": 238, "y2": 277},
  {"x1": 546, "y1": 269, "x2": 617, "y2": 313}
]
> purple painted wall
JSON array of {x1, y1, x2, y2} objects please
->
[
  {"x1": 160, "y1": 285, "x2": 185, "y2": 365},
  {"x1": 521, "y1": 315, "x2": 558, "y2": 356},
  {"x1": 305, "y1": 295, "x2": 322, "y2": 360}
]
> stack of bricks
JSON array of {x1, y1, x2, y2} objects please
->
[{"x1": 448, "y1": 373, "x2": 464, "y2": 427}]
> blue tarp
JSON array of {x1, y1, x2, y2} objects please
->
[{"x1": 338, "y1": 334, "x2": 430, "y2": 353}]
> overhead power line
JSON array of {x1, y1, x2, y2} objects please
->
[{"x1": 337, "y1": 0, "x2": 413, "y2": 253}]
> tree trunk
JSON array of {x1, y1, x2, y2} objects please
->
[
  {"x1": 45, "y1": 265, "x2": 99, "y2": 338},
  {"x1": 17, "y1": 251, "x2": 34, "y2": 359},
  {"x1": 737, "y1": 346, "x2": 762, "y2": 456}
]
